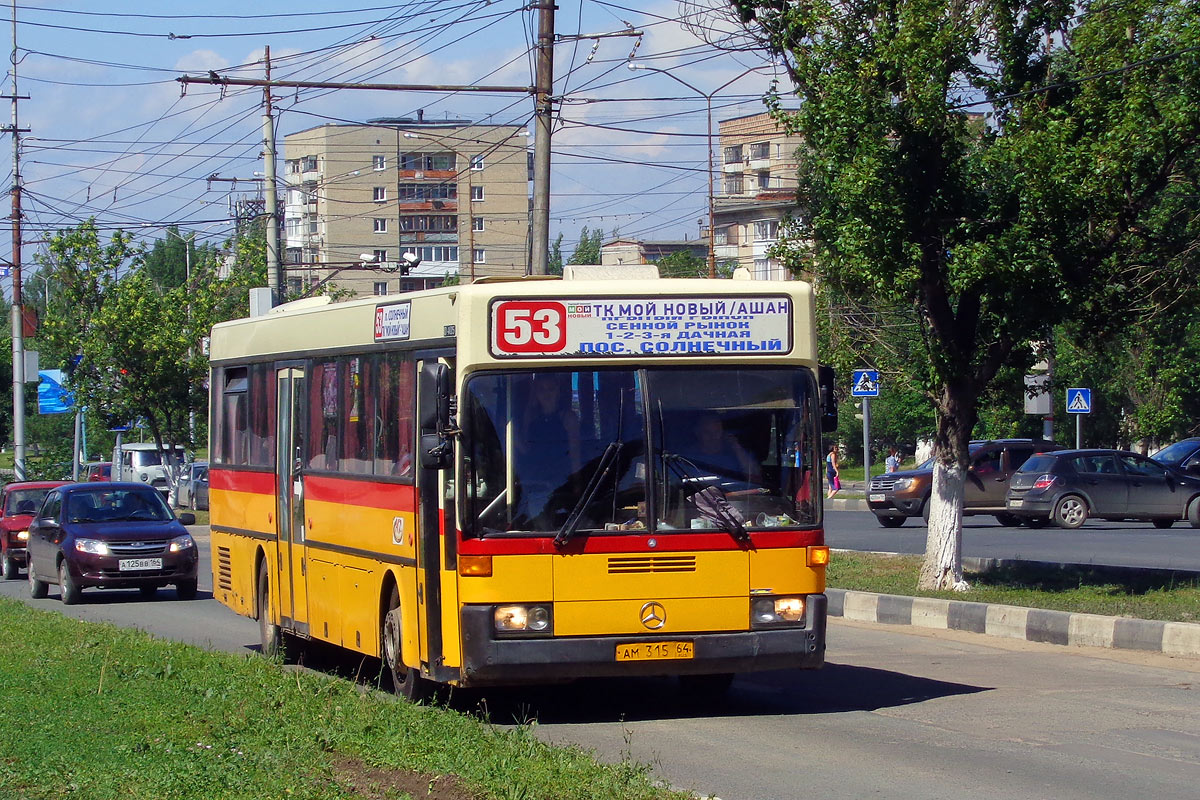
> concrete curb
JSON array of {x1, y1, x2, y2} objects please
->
[
  {"x1": 826, "y1": 497, "x2": 868, "y2": 511},
  {"x1": 827, "y1": 587, "x2": 1200, "y2": 658}
]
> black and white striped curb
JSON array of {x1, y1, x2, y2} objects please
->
[{"x1": 827, "y1": 587, "x2": 1200, "y2": 657}]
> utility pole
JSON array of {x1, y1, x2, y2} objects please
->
[
  {"x1": 530, "y1": 0, "x2": 555, "y2": 275},
  {"x1": 6, "y1": 0, "x2": 29, "y2": 480},
  {"x1": 262, "y1": 46, "x2": 282, "y2": 305}
]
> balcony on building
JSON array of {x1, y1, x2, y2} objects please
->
[
  {"x1": 722, "y1": 144, "x2": 744, "y2": 174},
  {"x1": 748, "y1": 141, "x2": 771, "y2": 171}
]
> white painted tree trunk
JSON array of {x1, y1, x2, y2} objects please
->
[{"x1": 918, "y1": 460, "x2": 970, "y2": 591}]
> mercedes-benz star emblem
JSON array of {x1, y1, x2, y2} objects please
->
[{"x1": 640, "y1": 601, "x2": 666, "y2": 630}]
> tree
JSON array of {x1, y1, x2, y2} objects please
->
[
  {"x1": 566, "y1": 227, "x2": 604, "y2": 266},
  {"x1": 653, "y1": 249, "x2": 708, "y2": 278},
  {"x1": 733, "y1": 0, "x2": 1200, "y2": 588},
  {"x1": 548, "y1": 233, "x2": 564, "y2": 276}
]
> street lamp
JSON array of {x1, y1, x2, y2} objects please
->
[
  {"x1": 628, "y1": 63, "x2": 765, "y2": 279},
  {"x1": 165, "y1": 228, "x2": 198, "y2": 443},
  {"x1": 403, "y1": 131, "x2": 477, "y2": 283}
]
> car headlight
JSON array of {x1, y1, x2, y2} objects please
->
[
  {"x1": 75, "y1": 538, "x2": 111, "y2": 556},
  {"x1": 892, "y1": 477, "x2": 914, "y2": 491},
  {"x1": 16, "y1": 530, "x2": 28, "y2": 541},
  {"x1": 169, "y1": 534, "x2": 195, "y2": 553},
  {"x1": 752, "y1": 596, "x2": 806, "y2": 627},
  {"x1": 140, "y1": 474, "x2": 150, "y2": 482},
  {"x1": 493, "y1": 604, "x2": 552, "y2": 635}
]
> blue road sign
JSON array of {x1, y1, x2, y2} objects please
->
[
  {"x1": 37, "y1": 369, "x2": 74, "y2": 414},
  {"x1": 851, "y1": 370, "x2": 880, "y2": 397},
  {"x1": 1066, "y1": 387, "x2": 1092, "y2": 414}
]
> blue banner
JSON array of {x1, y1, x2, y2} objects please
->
[{"x1": 38, "y1": 369, "x2": 75, "y2": 414}]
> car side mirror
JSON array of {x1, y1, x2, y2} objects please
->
[
  {"x1": 38, "y1": 517, "x2": 60, "y2": 529},
  {"x1": 178, "y1": 512, "x2": 196, "y2": 526}
]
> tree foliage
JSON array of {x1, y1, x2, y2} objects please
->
[
  {"x1": 566, "y1": 227, "x2": 604, "y2": 266},
  {"x1": 733, "y1": 0, "x2": 1200, "y2": 588}
]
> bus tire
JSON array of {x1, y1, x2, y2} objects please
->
[
  {"x1": 257, "y1": 561, "x2": 294, "y2": 661},
  {"x1": 382, "y1": 584, "x2": 434, "y2": 703}
]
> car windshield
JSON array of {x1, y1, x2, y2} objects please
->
[
  {"x1": 65, "y1": 488, "x2": 172, "y2": 523},
  {"x1": 1017, "y1": 454, "x2": 1059, "y2": 473},
  {"x1": 1150, "y1": 440, "x2": 1197, "y2": 464},
  {"x1": 4, "y1": 488, "x2": 52, "y2": 515},
  {"x1": 461, "y1": 366, "x2": 820, "y2": 537}
]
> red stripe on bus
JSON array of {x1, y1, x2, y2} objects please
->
[
  {"x1": 457, "y1": 528, "x2": 823, "y2": 555},
  {"x1": 209, "y1": 468, "x2": 275, "y2": 494},
  {"x1": 304, "y1": 475, "x2": 417, "y2": 511}
]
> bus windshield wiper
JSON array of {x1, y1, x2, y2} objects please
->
[
  {"x1": 554, "y1": 440, "x2": 622, "y2": 547},
  {"x1": 663, "y1": 454, "x2": 750, "y2": 543}
]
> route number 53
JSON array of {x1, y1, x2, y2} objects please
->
[{"x1": 493, "y1": 301, "x2": 567, "y2": 354}]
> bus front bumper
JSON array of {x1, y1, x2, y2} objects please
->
[{"x1": 459, "y1": 594, "x2": 826, "y2": 686}]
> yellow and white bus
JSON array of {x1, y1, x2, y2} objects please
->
[{"x1": 208, "y1": 269, "x2": 835, "y2": 698}]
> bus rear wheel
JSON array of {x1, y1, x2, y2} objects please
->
[{"x1": 382, "y1": 585, "x2": 435, "y2": 703}]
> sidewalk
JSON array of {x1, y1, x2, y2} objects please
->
[{"x1": 825, "y1": 478, "x2": 868, "y2": 511}]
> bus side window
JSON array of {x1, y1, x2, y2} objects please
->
[{"x1": 308, "y1": 359, "x2": 339, "y2": 471}]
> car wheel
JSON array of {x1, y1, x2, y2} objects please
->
[
  {"x1": 140, "y1": 585, "x2": 158, "y2": 599},
  {"x1": 1052, "y1": 495, "x2": 1088, "y2": 529},
  {"x1": 29, "y1": 561, "x2": 48, "y2": 599},
  {"x1": 1189, "y1": 498, "x2": 1200, "y2": 529},
  {"x1": 1151, "y1": 518, "x2": 1175, "y2": 529},
  {"x1": 876, "y1": 515, "x2": 906, "y2": 528},
  {"x1": 679, "y1": 672, "x2": 735, "y2": 696},
  {"x1": 994, "y1": 513, "x2": 1021, "y2": 527},
  {"x1": 381, "y1": 583, "x2": 435, "y2": 703},
  {"x1": 1, "y1": 553, "x2": 19, "y2": 580},
  {"x1": 921, "y1": 499, "x2": 931, "y2": 526},
  {"x1": 176, "y1": 579, "x2": 198, "y2": 601},
  {"x1": 59, "y1": 561, "x2": 82, "y2": 605},
  {"x1": 257, "y1": 561, "x2": 296, "y2": 661}
]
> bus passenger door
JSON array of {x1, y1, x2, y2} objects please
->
[
  {"x1": 415, "y1": 355, "x2": 453, "y2": 676},
  {"x1": 276, "y1": 365, "x2": 309, "y2": 635}
]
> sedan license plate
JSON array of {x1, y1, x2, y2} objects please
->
[
  {"x1": 615, "y1": 641, "x2": 694, "y2": 662},
  {"x1": 869, "y1": 493, "x2": 885, "y2": 503},
  {"x1": 119, "y1": 558, "x2": 162, "y2": 571},
  {"x1": 1008, "y1": 499, "x2": 1023, "y2": 508}
]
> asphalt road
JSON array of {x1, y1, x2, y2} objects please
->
[
  {"x1": 2, "y1": 530, "x2": 1199, "y2": 799},
  {"x1": 826, "y1": 508, "x2": 1200, "y2": 570}
]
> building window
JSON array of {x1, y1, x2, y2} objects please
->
[
  {"x1": 287, "y1": 277, "x2": 303, "y2": 297},
  {"x1": 399, "y1": 214, "x2": 456, "y2": 232},
  {"x1": 426, "y1": 152, "x2": 455, "y2": 171},
  {"x1": 754, "y1": 258, "x2": 770, "y2": 280},
  {"x1": 473, "y1": 248, "x2": 485, "y2": 263},
  {"x1": 403, "y1": 245, "x2": 459, "y2": 263},
  {"x1": 372, "y1": 155, "x2": 386, "y2": 170},
  {"x1": 723, "y1": 174, "x2": 743, "y2": 195},
  {"x1": 301, "y1": 155, "x2": 318, "y2": 172},
  {"x1": 470, "y1": 154, "x2": 484, "y2": 171},
  {"x1": 373, "y1": 218, "x2": 388, "y2": 233},
  {"x1": 714, "y1": 226, "x2": 736, "y2": 246},
  {"x1": 472, "y1": 216, "x2": 484, "y2": 232},
  {"x1": 396, "y1": 183, "x2": 457, "y2": 201},
  {"x1": 754, "y1": 220, "x2": 779, "y2": 241},
  {"x1": 373, "y1": 249, "x2": 387, "y2": 262},
  {"x1": 757, "y1": 171, "x2": 771, "y2": 190},
  {"x1": 723, "y1": 145, "x2": 743, "y2": 165},
  {"x1": 373, "y1": 281, "x2": 389, "y2": 296},
  {"x1": 750, "y1": 142, "x2": 770, "y2": 160},
  {"x1": 470, "y1": 185, "x2": 484, "y2": 202},
  {"x1": 373, "y1": 186, "x2": 387, "y2": 202}
]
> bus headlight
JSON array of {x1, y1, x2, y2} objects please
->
[
  {"x1": 751, "y1": 596, "x2": 806, "y2": 627},
  {"x1": 494, "y1": 604, "x2": 552, "y2": 635}
]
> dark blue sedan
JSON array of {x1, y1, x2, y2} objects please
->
[{"x1": 26, "y1": 482, "x2": 198, "y2": 604}]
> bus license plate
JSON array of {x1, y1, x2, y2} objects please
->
[
  {"x1": 615, "y1": 641, "x2": 694, "y2": 662},
  {"x1": 119, "y1": 558, "x2": 162, "y2": 571},
  {"x1": 869, "y1": 493, "x2": 885, "y2": 502}
]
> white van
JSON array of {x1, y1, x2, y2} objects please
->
[{"x1": 112, "y1": 442, "x2": 189, "y2": 495}]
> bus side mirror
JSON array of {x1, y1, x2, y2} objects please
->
[
  {"x1": 818, "y1": 364, "x2": 838, "y2": 433},
  {"x1": 419, "y1": 362, "x2": 454, "y2": 470}
]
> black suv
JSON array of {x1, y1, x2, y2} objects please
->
[{"x1": 867, "y1": 439, "x2": 1063, "y2": 527}]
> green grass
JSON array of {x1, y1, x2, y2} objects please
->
[
  {"x1": 0, "y1": 598, "x2": 691, "y2": 800},
  {"x1": 829, "y1": 551, "x2": 1200, "y2": 623}
]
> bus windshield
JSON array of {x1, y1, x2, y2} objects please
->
[{"x1": 462, "y1": 367, "x2": 820, "y2": 537}]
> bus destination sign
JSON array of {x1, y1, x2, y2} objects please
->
[
  {"x1": 374, "y1": 301, "x2": 411, "y2": 342},
  {"x1": 489, "y1": 295, "x2": 792, "y2": 358}
]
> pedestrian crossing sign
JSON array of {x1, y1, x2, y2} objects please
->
[
  {"x1": 851, "y1": 370, "x2": 880, "y2": 397},
  {"x1": 1066, "y1": 387, "x2": 1092, "y2": 414}
]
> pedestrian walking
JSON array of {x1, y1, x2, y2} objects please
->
[{"x1": 826, "y1": 444, "x2": 841, "y2": 498}]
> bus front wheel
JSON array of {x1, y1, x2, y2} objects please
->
[
  {"x1": 382, "y1": 585, "x2": 435, "y2": 703},
  {"x1": 257, "y1": 561, "x2": 295, "y2": 661}
]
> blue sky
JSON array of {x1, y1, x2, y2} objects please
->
[{"x1": 3, "y1": 1, "x2": 787, "y2": 289}]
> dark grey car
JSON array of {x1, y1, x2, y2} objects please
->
[
  {"x1": 1150, "y1": 438, "x2": 1200, "y2": 475},
  {"x1": 1006, "y1": 449, "x2": 1200, "y2": 529}
]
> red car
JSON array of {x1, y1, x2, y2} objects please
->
[
  {"x1": 1, "y1": 480, "x2": 70, "y2": 580},
  {"x1": 85, "y1": 462, "x2": 112, "y2": 481}
]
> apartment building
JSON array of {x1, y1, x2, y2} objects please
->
[
  {"x1": 283, "y1": 116, "x2": 529, "y2": 297},
  {"x1": 711, "y1": 111, "x2": 804, "y2": 280}
]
